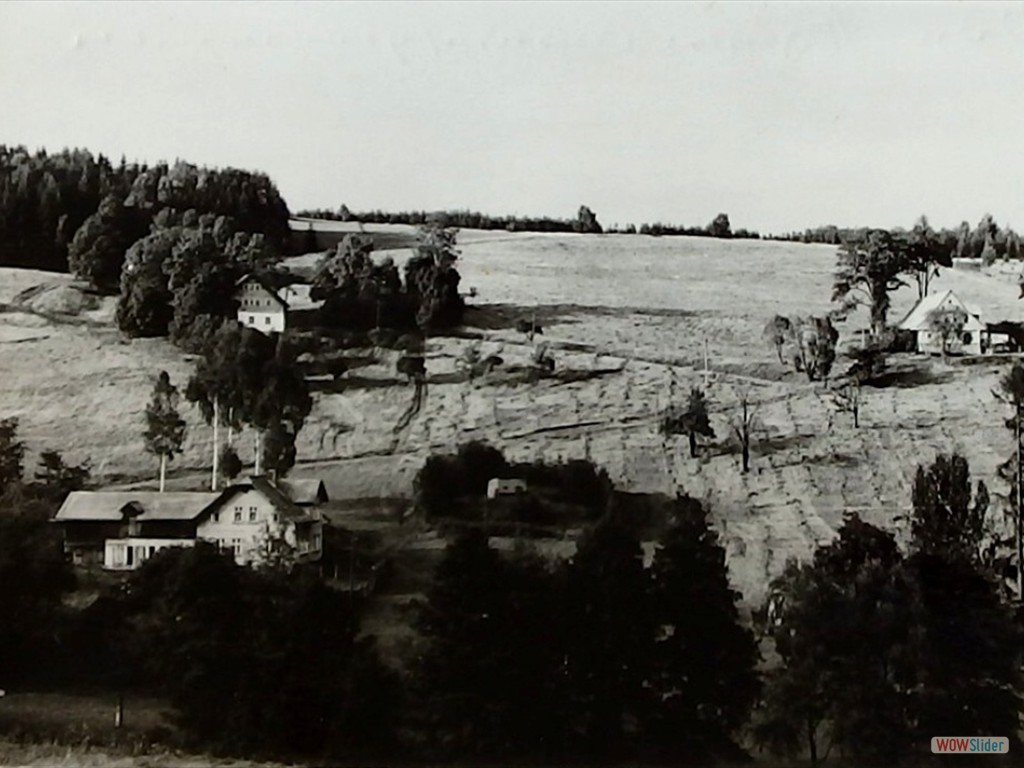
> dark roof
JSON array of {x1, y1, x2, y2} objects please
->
[
  {"x1": 206, "y1": 476, "x2": 311, "y2": 523},
  {"x1": 55, "y1": 478, "x2": 318, "y2": 524},
  {"x1": 55, "y1": 492, "x2": 221, "y2": 522},
  {"x1": 276, "y1": 478, "x2": 328, "y2": 505},
  {"x1": 235, "y1": 273, "x2": 289, "y2": 310}
]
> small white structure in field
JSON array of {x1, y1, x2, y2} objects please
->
[
  {"x1": 486, "y1": 478, "x2": 527, "y2": 499},
  {"x1": 897, "y1": 289, "x2": 984, "y2": 356}
]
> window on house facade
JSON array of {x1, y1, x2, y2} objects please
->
[
  {"x1": 265, "y1": 316, "x2": 271, "y2": 325},
  {"x1": 234, "y1": 506, "x2": 243, "y2": 522},
  {"x1": 248, "y1": 507, "x2": 258, "y2": 522},
  {"x1": 247, "y1": 315, "x2": 255, "y2": 325},
  {"x1": 313, "y1": 533, "x2": 322, "y2": 551}
]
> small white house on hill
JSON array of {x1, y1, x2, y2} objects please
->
[
  {"x1": 235, "y1": 275, "x2": 323, "y2": 334},
  {"x1": 897, "y1": 289, "x2": 984, "y2": 356},
  {"x1": 236, "y1": 274, "x2": 288, "y2": 332}
]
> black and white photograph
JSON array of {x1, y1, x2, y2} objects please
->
[{"x1": 0, "y1": 2, "x2": 1022, "y2": 765}]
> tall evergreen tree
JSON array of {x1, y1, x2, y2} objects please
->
[
  {"x1": 0, "y1": 416, "x2": 25, "y2": 497},
  {"x1": 910, "y1": 453, "x2": 989, "y2": 566},
  {"x1": 648, "y1": 495, "x2": 760, "y2": 760},
  {"x1": 143, "y1": 371, "x2": 187, "y2": 492}
]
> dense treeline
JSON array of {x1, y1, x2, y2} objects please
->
[
  {"x1": 757, "y1": 459, "x2": 1022, "y2": 765},
  {"x1": 773, "y1": 213, "x2": 1022, "y2": 264},
  {"x1": 297, "y1": 205, "x2": 759, "y2": 239},
  {"x1": 310, "y1": 228, "x2": 465, "y2": 333},
  {"x1": 0, "y1": 145, "x2": 291, "y2": 278},
  {"x1": 415, "y1": 441, "x2": 613, "y2": 524},
  {"x1": 297, "y1": 203, "x2": 600, "y2": 233},
  {"x1": 625, "y1": 213, "x2": 760, "y2": 240},
  {"x1": 116, "y1": 209, "x2": 281, "y2": 347},
  {"x1": 410, "y1": 496, "x2": 759, "y2": 763}
]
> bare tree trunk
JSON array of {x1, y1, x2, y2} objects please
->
[
  {"x1": 254, "y1": 431, "x2": 263, "y2": 476},
  {"x1": 808, "y1": 720, "x2": 818, "y2": 768},
  {"x1": 212, "y1": 396, "x2": 220, "y2": 491},
  {"x1": 159, "y1": 454, "x2": 166, "y2": 493},
  {"x1": 227, "y1": 407, "x2": 234, "y2": 447},
  {"x1": 741, "y1": 441, "x2": 750, "y2": 473},
  {"x1": 688, "y1": 431, "x2": 697, "y2": 459}
]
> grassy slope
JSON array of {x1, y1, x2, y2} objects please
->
[{"x1": 2, "y1": 232, "x2": 1022, "y2": 610}]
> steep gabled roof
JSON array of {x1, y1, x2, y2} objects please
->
[
  {"x1": 897, "y1": 289, "x2": 986, "y2": 332},
  {"x1": 55, "y1": 492, "x2": 221, "y2": 522},
  {"x1": 204, "y1": 477, "x2": 313, "y2": 523},
  {"x1": 276, "y1": 478, "x2": 329, "y2": 505},
  {"x1": 235, "y1": 273, "x2": 289, "y2": 310}
]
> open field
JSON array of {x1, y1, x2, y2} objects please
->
[{"x1": 2, "y1": 230, "x2": 1024, "y2": 608}]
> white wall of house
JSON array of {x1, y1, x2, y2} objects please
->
[
  {"x1": 196, "y1": 489, "x2": 286, "y2": 565},
  {"x1": 916, "y1": 328, "x2": 983, "y2": 356},
  {"x1": 104, "y1": 538, "x2": 195, "y2": 570},
  {"x1": 237, "y1": 281, "x2": 286, "y2": 333},
  {"x1": 98, "y1": 487, "x2": 323, "y2": 571}
]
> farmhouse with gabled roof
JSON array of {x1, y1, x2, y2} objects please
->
[
  {"x1": 235, "y1": 274, "x2": 322, "y2": 333},
  {"x1": 897, "y1": 289, "x2": 984, "y2": 356},
  {"x1": 54, "y1": 475, "x2": 326, "y2": 571}
]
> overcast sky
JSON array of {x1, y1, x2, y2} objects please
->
[{"x1": 2, "y1": 1, "x2": 1022, "y2": 233}]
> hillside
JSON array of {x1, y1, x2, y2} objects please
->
[{"x1": 2, "y1": 228, "x2": 1023, "y2": 608}]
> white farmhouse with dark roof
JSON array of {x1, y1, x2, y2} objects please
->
[
  {"x1": 54, "y1": 476, "x2": 327, "y2": 571},
  {"x1": 897, "y1": 289, "x2": 985, "y2": 356},
  {"x1": 235, "y1": 275, "x2": 323, "y2": 334}
]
